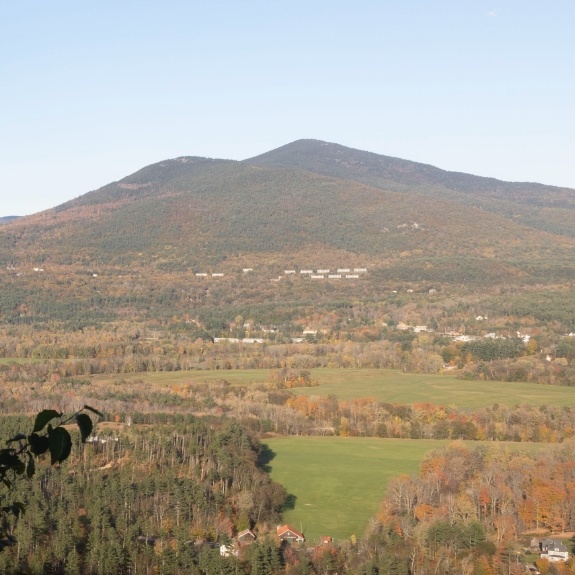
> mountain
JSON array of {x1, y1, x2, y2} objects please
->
[
  {"x1": 0, "y1": 216, "x2": 20, "y2": 224},
  {"x1": 1, "y1": 140, "x2": 575, "y2": 325},
  {"x1": 3, "y1": 141, "x2": 575, "y2": 265},
  {"x1": 247, "y1": 139, "x2": 575, "y2": 237}
]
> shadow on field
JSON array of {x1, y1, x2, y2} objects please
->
[
  {"x1": 258, "y1": 444, "x2": 276, "y2": 472},
  {"x1": 259, "y1": 444, "x2": 298, "y2": 512}
]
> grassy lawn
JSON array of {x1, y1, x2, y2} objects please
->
[
  {"x1": 292, "y1": 369, "x2": 575, "y2": 409},
  {"x1": 265, "y1": 436, "x2": 542, "y2": 542},
  {"x1": 91, "y1": 368, "x2": 575, "y2": 409}
]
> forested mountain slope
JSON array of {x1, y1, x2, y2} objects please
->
[
  {"x1": 0, "y1": 216, "x2": 20, "y2": 224},
  {"x1": 247, "y1": 139, "x2": 575, "y2": 236},
  {"x1": 2, "y1": 148, "x2": 574, "y2": 269},
  {"x1": 1, "y1": 141, "x2": 575, "y2": 326}
]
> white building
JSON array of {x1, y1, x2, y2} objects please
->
[{"x1": 540, "y1": 539, "x2": 569, "y2": 562}]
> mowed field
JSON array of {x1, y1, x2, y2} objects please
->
[
  {"x1": 265, "y1": 436, "x2": 543, "y2": 542},
  {"x1": 90, "y1": 368, "x2": 575, "y2": 409},
  {"x1": 291, "y1": 369, "x2": 575, "y2": 408}
]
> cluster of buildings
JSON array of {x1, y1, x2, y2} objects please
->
[
  {"x1": 270, "y1": 267, "x2": 368, "y2": 282},
  {"x1": 220, "y1": 525, "x2": 332, "y2": 558},
  {"x1": 193, "y1": 267, "x2": 369, "y2": 282}
]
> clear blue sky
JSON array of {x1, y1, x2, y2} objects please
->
[{"x1": 1, "y1": 0, "x2": 574, "y2": 215}]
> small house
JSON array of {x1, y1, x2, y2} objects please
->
[
  {"x1": 237, "y1": 529, "x2": 256, "y2": 544},
  {"x1": 220, "y1": 544, "x2": 238, "y2": 557},
  {"x1": 277, "y1": 525, "x2": 305, "y2": 543}
]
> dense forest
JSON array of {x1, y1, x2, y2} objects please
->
[{"x1": 0, "y1": 415, "x2": 287, "y2": 575}]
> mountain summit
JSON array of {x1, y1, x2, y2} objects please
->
[{"x1": 1, "y1": 139, "x2": 575, "y2": 272}]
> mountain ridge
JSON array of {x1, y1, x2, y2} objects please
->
[
  {"x1": 245, "y1": 139, "x2": 575, "y2": 238},
  {"x1": 2, "y1": 139, "x2": 575, "y2": 326},
  {"x1": 2, "y1": 139, "x2": 575, "y2": 273},
  {"x1": 247, "y1": 139, "x2": 571, "y2": 196}
]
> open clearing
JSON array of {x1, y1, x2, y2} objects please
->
[
  {"x1": 90, "y1": 368, "x2": 575, "y2": 409},
  {"x1": 291, "y1": 369, "x2": 575, "y2": 408},
  {"x1": 265, "y1": 436, "x2": 543, "y2": 542}
]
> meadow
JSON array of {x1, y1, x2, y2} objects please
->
[
  {"x1": 91, "y1": 368, "x2": 575, "y2": 409},
  {"x1": 291, "y1": 369, "x2": 575, "y2": 408},
  {"x1": 264, "y1": 436, "x2": 543, "y2": 542}
]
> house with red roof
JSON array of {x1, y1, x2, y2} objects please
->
[{"x1": 276, "y1": 524, "x2": 305, "y2": 543}]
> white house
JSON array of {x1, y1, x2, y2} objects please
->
[
  {"x1": 540, "y1": 539, "x2": 569, "y2": 562},
  {"x1": 220, "y1": 544, "x2": 238, "y2": 557}
]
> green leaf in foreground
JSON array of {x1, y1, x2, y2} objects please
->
[
  {"x1": 83, "y1": 405, "x2": 104, "y2": 418},
  {"x1": 27, "y1": 433, "x2": 49, "y2": 456},
  {"x1": 33, "y1": 410, "x2": 62, "y2": 433},
  {"x1": 6, "y1": 434, "x2": 26, "y2": 444},
  {"x1": 75, "y1": 413, "x2": 93, "y2": 443},
  {"x1": 26, "y1": 454, "x2": 35, "y2": 479},
  {"x1": 48, "y1": 428, "x2": 72, "y2": 465}
]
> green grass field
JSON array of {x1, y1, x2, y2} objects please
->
[
  {"x1": 265, "y1": 436, "x2": 542, "y2": 542},
  {"x1": 91, "y1": 368, "x2": 575, "y2": 409},
  {"x1": 292, "y1": 369, "x2": 575, "y2": 408}
]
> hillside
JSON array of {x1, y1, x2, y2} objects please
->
[
  {"x1": 2, "y1": 145, "x2": 574, "y2": 268},
  {"x1": 0, "y1": 216, "x2": 20, "y2": 224},
  {"x1": 247, "y1": 139, "x2": 575, "y2": 236},
  {"x1": 1, "y1": 140, "x2": 575, "y2": 326}
]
